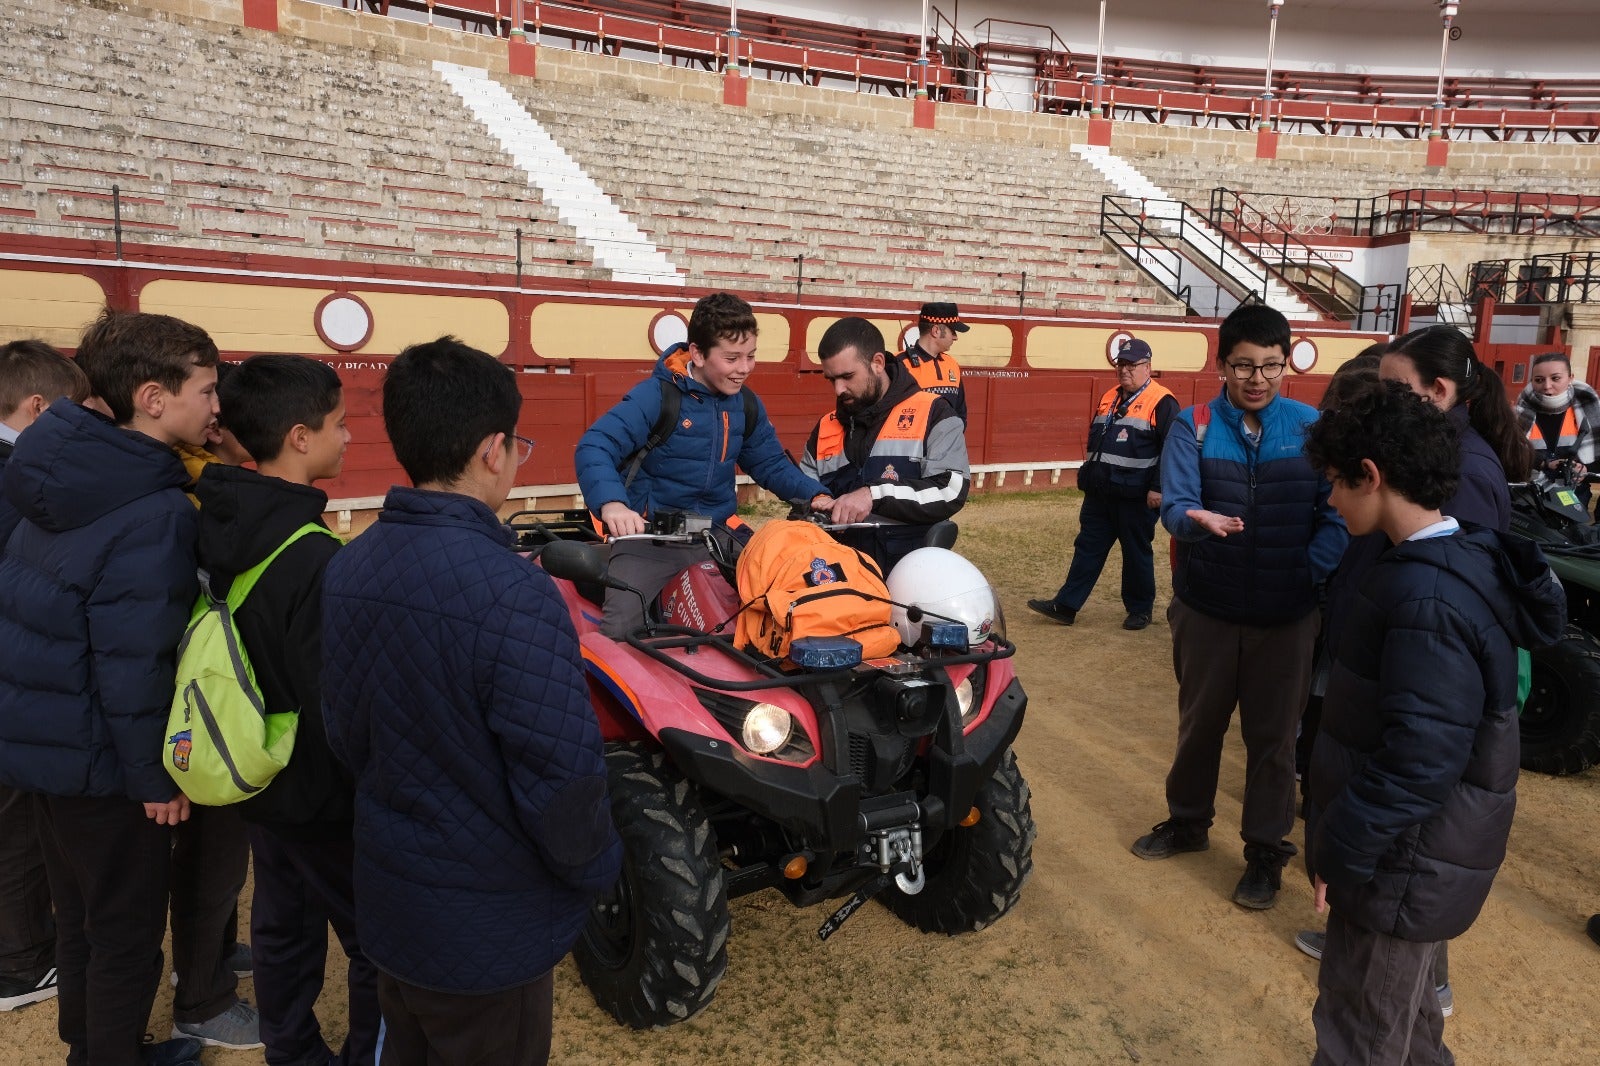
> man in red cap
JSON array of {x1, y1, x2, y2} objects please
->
[
  {"x1": 1029, "y1": 336, "x2": 1178, "y2": 631},
  {"x1": 894, "y1": 302, "x2": 969, "y2": 422}
]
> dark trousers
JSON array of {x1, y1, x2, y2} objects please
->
[
  {"x1": 601, "y1": 540, "x2": 713, "y2": 638},
  {"x1": 34, "y1": 794, "x2": 171, "y2": 1066},
  {"x1": 1313, "y1": 910, "x2": 1452, "y2": 1065},
  {"x1": 170, "y1": 804, "x2": 248, "y2": 1023},
  {"x1": 376, "y1": 969, "x2": 554, "y2": 1066},
  {"x1": 1165, "y1": 597, "x2": 1319, "y2": 857},
  {"x1": 249, "y1": 825, "x2": 380, "y2": 1066},
  {"x1": 0, "y1": 785, "x2": 55, "y2": 979},
  {"x1": 1052, "y1": 492, "x2": 1158, "y2": 615}
]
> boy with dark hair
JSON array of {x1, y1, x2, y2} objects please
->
[
  {"x1": 193, "y1": 355, "x2": 376, "y2": 1066},
  {"x1": 0, "y1": 338, "x2": 89, "y2": 1013},
  {"x1": 0, "y1": 308, "x2": 221, "y2": 1066},
  {"x1": 322, "y1": 337, "x2": 621, "y2": 1065},
  {"x1": 1132, "y1": 303, "x2": 1347, "y2": 911},
  {"x1": 1302, "y1": 379, "x2": 1564, "y2": 1064},
  {"x1": 576, "y1": 291, "x2": 831, "y2": 636}
]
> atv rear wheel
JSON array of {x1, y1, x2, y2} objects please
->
[
  {"x1": 882, "y1": 747, "x2": 1036, "y2": 933},
  {"x1": 1522, "y1": 626, "x2": 1600, "y2": 775},
  {"x1": 573, "y1": 745, "x2": 730, "y2": 1027}
]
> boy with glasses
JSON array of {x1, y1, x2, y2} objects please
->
[{"x1": 1130, "y1": 304, "x2": 1347, "y2": 911}]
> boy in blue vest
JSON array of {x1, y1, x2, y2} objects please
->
[
  {"x1": 0, "y1": 309, "x2": 221, "y2": 1066},
  {"x1": 322, "y1": 337, "x2": 621, "y2": 1065},
  {"x1": 1131, "y1": 304, "x2": 1347, "y2": 911},
  {"x1": 193, "y1": 355, "x2": 377, "y2": 1066},
  {"x1": 1302, "y1": 379, "x2": 1562, "y2": 1063}
]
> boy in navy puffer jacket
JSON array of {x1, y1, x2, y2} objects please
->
[
  {"x1": 322, "y1": 337, "x2": 620, "y2": 1065},
  {"x1": 0, "y1": 309, "x2": 221, "y2": 1066},
  {"x1": 1303, "y1": 380, "x2": 1564, "y2": 1065}
]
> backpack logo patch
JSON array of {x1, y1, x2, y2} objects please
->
[
  {"x1": 806, "y1": 558, "x2": 842, "y2": 586},
  {"x1": 169, "y1": 730, "x2": 192, "y2": 773}
]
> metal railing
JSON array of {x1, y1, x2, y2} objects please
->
[
  {"x1": 1204, "y1": 188, "x2": 1600, "y2": 239},
  {"x1": 1208, "y1": 189, "x2": 1363, "y2": 315},
  {"x1": 1463, "y1": 252, "x2": 1600, "y2": 307},
  {"x1": 1099, "y1": 195, "x2": 1240, "y2": 319}
]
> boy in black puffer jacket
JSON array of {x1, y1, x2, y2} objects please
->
[
  {"x1": 192, "y1": 355, "x2": 378, "y2": 1066},
  {"x1": 1303, "y1": 380, "x2": 1565, "y2": 1065}
]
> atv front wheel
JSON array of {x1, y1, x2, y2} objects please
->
[
  {"x1": 573, "y1": 745, "x2": 730, "y2": 1027},
  {"x1": 883, "y1": 747, "x2": 1036, "y2": 933},
  {"x1": 1523, "y1": 627, "x2": 1600, "y2": 775}
]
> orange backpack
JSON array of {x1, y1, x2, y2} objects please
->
[{"x1": 733, "y1": 520, "x2": 902, "y2": 661}]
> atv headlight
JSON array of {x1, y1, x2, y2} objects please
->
[
  {"x1": 742, "y1": 703, "x2": 793, "y2": 755},
  {"x1": 955, "y1": 676, "x2": 974, "y2": 718}
]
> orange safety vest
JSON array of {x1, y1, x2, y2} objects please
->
[
  {"x1": 813, "y1": 390, "x2": 938, "y2": 492},
  {"x1": 898, "y1": 348, "x2": 962, "y2": 398},
  {"x1": 1527, "y1": 406, "x2": 1579, "y2": 456}
]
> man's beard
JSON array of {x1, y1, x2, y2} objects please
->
[{"x1": 840, "y1": 382, "x2": 885, "y2": 416}]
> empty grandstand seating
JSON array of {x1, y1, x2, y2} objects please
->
[{"x1": 0, "y1": 0, "x2": 1184, "y2": 313}]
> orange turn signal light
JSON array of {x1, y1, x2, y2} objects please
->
[
  {"x1": 959, "y1": 807, "x2": 981, "y2": 827},
  {"x1": 783, "y1": 854, "x2": 809, "y2": 879}
]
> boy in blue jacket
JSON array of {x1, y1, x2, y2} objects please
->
[
  {"x1": 575, "y1": 291, "x2": 832, "y2": 636},
  {"x1": 322, "y1": 337, "x2": 621, "y2": 1065},
  {"x1": 1303, "y1": 380, "x2": 1563, "y2": 1064},
  {"x1": 1132, "y1": 304, "x2": 1347, "y2": 911},
  {"x1": 0, "y1": 309, "x2": 220, "y2": 1066}
]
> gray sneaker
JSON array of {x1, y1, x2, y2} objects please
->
[
  {"x1": 173, "y1": 999, "x2": 264, "y2": 1050},
  {"x1": 1437, "y1": 982, "x2": 1454, "y2": 1018},
  {"x1": 1295, "y1": 930, "x2": 1326, "y2": 960}
]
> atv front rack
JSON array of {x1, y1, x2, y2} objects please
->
[{"x1": 623, "y1": 624, "x2": 1015, "y2": 694}]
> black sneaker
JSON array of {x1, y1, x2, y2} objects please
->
[
  {"x1": 141, "y1": 1035, "x2": 204, "y2": 1066},
  {"x1": 1588, "y1": 914, "x2": 1600, "y2": 949},
  {"x1": 1131, "y1": 819, "x2": 1209, "y2": 860},
  {"x1": 1233, "y1": 853, "x2": 1285, "y2": 910},
  {"x1": 1026, "y1": 599, "x2": 1077, "y2": 626},
  {"x1": 0, "y1": 966, "x2": 57, "y2": 1011},
  {"x1": 1122, "y1": 612, "x2": 1151, "y2": 631}
]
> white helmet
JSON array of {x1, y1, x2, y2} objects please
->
[{"x1": 887, "y1": 547, "x2": 1001, "y2": 646}]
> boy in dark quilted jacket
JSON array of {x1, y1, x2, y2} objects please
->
[
  {"x1": 193, "y1": 355, "x2": 377, "y2": 1065},
  {"x1": 0, "y1": 309, "x2": 222, "y2": 1066},
  {"x1": 321, "y1": 337, "x2": 621, "y2": 1066},
  {"x1": 1302, "y1": 380, "x2": 1564, "y2": 1065}
]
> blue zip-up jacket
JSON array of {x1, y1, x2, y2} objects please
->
[
  {"x1": 1160, "y1": 389, "x2": 1347, "y2": 625},
  {"x1": 1307, "y1": 527, "x2": 1564, "y2": 942},
  {"x1": 0, "y1": 399, "x2": 197, "y2": 802},
  {"x1": 575, "y1": 345, "x2": 826, "y2": 525},
  {"x1": 321, "y1": 487, "x2": 621, "y2": 992}
]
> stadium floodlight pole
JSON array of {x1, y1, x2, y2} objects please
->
[
  {"x1": 727, "y1": 2, "x2": 741, "y2": 76},
  {"x1": 1259, "y1": 0, "x2": 1285, "y2": 132},
  {"x1": 916, "y1": 0, "x2": 930, "y2": 100},
  {"x1": 1431, "y1": 0, "x2": 1460, "y2": 142},
  {"x1": 1090, "y1": 0, "x2": 1107, "y2": 119}
]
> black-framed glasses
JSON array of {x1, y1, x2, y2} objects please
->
[
  {"x1": 514, "y1": 435, "x2": 536, "y2": 466},
  {"x1": 1225, "y1": 360, "x2": 1287, "y2": 381}
]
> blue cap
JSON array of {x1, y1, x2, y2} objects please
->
[{"x1": 1116, "y1": 338, "x2": 1154, "y2": 363}]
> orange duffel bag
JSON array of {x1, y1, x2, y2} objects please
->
[{"x1": 733, "y1": 520, "x2": 901, "y2": 661}]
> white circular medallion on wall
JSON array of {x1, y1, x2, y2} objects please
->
[
  {"x1": 1290, "y1": 338, "x2": 1318, "y2": 374},
  {"x1": 650, "y1": 309, "x2": 689, "y2": 354},
  {"x1": 1106, "y1": 330, "x2": 1134, "y2": 366},
  {"x1": 901, "y1": 324, "x2": 920, "y2": 351},
  {"x1": 314, "y1": 292, "x2": 374, "y2": 353}
]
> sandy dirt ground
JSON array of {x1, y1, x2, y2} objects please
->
[{"x1": 3, "y1": 492, "x2": 1597, "y2": 1065}]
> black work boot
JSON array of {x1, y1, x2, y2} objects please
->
[{"x1": 1232, "y1": 845, "x2": 1287, "y2": 910}]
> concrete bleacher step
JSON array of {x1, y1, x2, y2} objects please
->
[{"x1": 434, "y1": 62, "x2": 683, "y2": 287}]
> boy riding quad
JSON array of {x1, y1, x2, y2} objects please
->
[{"x1": 518, "y1": 510, "x2": 1036, "y2": 1028}]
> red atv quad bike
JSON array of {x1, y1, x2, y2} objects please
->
[{"x1": 513, "y1": 509, "x2": 1035, "y2": 1029}]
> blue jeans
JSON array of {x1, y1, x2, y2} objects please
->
[{"x1": 1052, "y1": 491, "x2": 1158, "y2": 615}]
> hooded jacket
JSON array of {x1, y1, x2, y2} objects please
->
[
  {"x1": 1515, "y1": 378, "x2": 1600, "y2": 479},
  {"x1": 321, "y1": 487, "x2": 621, "y2": 992},
  {"x1": 0, "y1": 399, "x2": 197, "y2": 802},
  {"x1": 1306, "y1": 526, "x2": 1565, "y2": 942},
  {"x1": 575, "y1": 345, "x2": 826, "y2": 526},
  {"x1": 194, "y1": 464, "x2": 349, "y2": 835}
]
